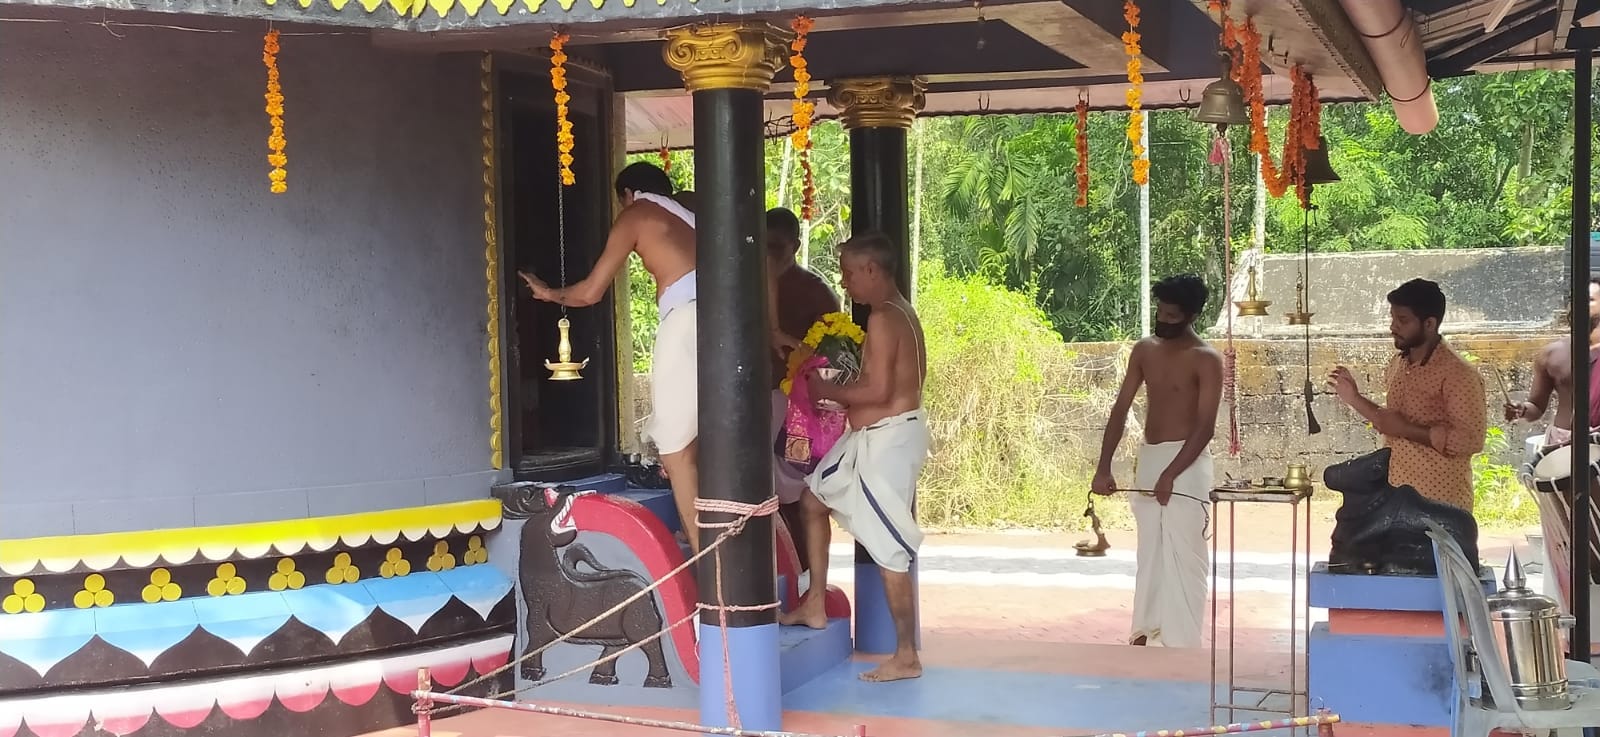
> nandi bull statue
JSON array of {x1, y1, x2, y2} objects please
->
[{"x1": 1324, "y1": 447, "x2": 1479, "y2": 575}]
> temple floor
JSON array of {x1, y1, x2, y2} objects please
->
[{"x1": 366, "y1": 518, "x2": 1529, "y2": 737}]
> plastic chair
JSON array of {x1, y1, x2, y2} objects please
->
[{"x1": 1425, "y1": 522, "x2": 1600, "y2": 736}]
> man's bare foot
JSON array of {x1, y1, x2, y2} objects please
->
[
  {"x1": 859, "y1": 654, "x2": 921, "y2": 682},
  {"x1": 777, "y1": 593, "x2": 828, "y2": 629}
]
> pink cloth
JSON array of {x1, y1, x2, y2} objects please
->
[{"x1": 778, "y1": 356, "x2": 848, "y2": 475}]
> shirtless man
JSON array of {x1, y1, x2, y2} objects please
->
[
  {"x1": 1091, "y1": 274, "x2": 1222, "y2": 649},
  {"x1": 779, "y1": 231, "x2": 929, "y2": 683},
  {"x1": 1507, "y1": 278, "x2": 1600, "y2": 448},
  {"x1": 518, "y1": 162, "x2": 705, "y2": 552},
  {"x1": 764, "y1": 208, "x2": 841, "y2": 571}
]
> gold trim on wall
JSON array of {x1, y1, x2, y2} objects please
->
[{"x1": 482, "y1": 53, "x2": 507, "y2": 470}]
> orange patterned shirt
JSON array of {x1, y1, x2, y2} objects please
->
[{"x1": 1382, "y1": 341, "x2": 1487, "y2": 511}]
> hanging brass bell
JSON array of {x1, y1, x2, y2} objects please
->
[
  {"x1": 1235, "y1": 265, "x2": 1271, "y2": 317},
  {"x1": 1303, "y1": 136, "x2": 1340, "y2": 185},
  {"x1": 1191, "y1": 53, "x2": 1250, "y2": 129},
  {"x1": 545, "y1": 317, "x2": 588, "y2": 381}
]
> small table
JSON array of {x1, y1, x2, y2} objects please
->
[{"x1": 1209, "y1": 485, "x2": 1315, "y2": 734}]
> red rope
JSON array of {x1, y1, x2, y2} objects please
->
[
  {"x1": 1210, "y1": 135, "x2": 1241, "y2": 456},
  {"x1": 695, "y1": 496, "x2": 783, "y2": 730}
]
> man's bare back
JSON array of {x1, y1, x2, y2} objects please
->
[
  {"x1": 520, "y1": 199, "x2": 695, "y2": 306},
  {"x1": 843, "y1": 298, "x2": 925, "y2": 429},
  {"x1": 1135, "y1": 336, "x2": 1223, "y2": 443}
]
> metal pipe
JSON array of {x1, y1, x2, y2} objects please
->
[
  {"x1": 1571, "y1": 40, "x2": 1593, "y2": 663},
  {"x1": 1334, "y1": 0, "x2": 1441, "y2": 134}
]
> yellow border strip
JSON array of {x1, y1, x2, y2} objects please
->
[{"x1": 0, "y1": 499, "x2": 502, "y2": 576}]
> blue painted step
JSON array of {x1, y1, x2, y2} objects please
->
[{"x1": 779, "y1": 619, "x2": 852, "y2": 693}]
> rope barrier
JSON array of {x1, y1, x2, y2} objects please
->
[
  {"x1": 1057, "y1": 710, "x2": 1339, "y2": 737},
  {"x1": 436, "y1": 491, "x2": 781, "y2": 726},
  {"x1": 412, "y1": 678, "x2": 867, "y2": 737}
]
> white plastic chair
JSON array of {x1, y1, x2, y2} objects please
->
[{"x1": 1425, "y1": 522, "x2": 1600, "y2": 736}]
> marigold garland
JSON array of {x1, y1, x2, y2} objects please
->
[
  {"x1": 1292, "y1": 67, "x2": 1322, "y2": 209},
  {"x1": 1075, "y1": 95, "x2": 1090, "y2": 207},
  {"x1": 790, "y1": 15, "x2": 816, "y2": 220},
  {"x1": 659, "y1": 145, "x2": 671, "y2": 174},
  {"x1": 1122, "y1": 0, "x2": 1147, "y2": 186},
  {"x1": 550, "y1": 32, "x2": 575, "y2": 186},
  {"x1": 263, "y1": 30, "x2": 287, "y2": 195},
  {"x1": 1232, "y1": 19, "x2": 1290, "y2": 198}
]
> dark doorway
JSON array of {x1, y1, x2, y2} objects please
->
[{"x1": 498, "y1": 58, "x2": 619, "y2": 482}]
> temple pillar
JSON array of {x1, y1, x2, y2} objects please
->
[
  {"x1": 826, "y1": 75, "x2": 927, "y2": 655},
  {"x1": 664, "y1": 21, "x2": 791, "y2": 731}
]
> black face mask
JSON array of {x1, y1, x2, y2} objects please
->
[{"x1": 1153, "y1": 320, "x2": 1187, "y2": 340}]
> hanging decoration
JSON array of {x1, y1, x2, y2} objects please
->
[
  {"x1": 263, "y1": 29, "x2": 287, "y2": 195},
  {"x1": 790, "y1": 15, "x2": 816, "y2": 220},
  {"x1": 1075, "y1": 93, "x2": 1090, "y2": 207},
  {"x1": 1122, "y1": 0, "x2": 1147, "y2": 186},
  {"x1": 1294, "y1": 70, "x2": 1323, "y2": 209},
  {"x1": 551, "y1": 32, "x2": 575, "y2": 186},
  {"x1": 659, "y1": 142, "x2": 671, "y2": 174}
]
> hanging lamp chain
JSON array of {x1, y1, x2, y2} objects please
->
[{"x1": 557, "y1": 167, "x2": 569, "y2": 318}]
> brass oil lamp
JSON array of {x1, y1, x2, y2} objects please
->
[
  {"x1": 1235, "y1": 265, "x2": 1271, "y2": 317},
  {"x1": 1286, "y1": 272, "x2": 1314, "y2": 326},
  {"x1": 545, "y1": 317, "x2": 588, "y2": 381}
]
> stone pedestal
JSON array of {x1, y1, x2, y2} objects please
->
[{"x1": 1308, "y1": 562, "x2": 1494, "y2": 733}]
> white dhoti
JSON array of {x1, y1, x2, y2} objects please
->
[
  {"x1": 806, "y1": 409, "x2": 929, "y2": 573},
  {"x1": 770, "y1": 390, "x2": 809, "y2": 505},
  {"x1": 1129, "y1": 441, "x2": 1212, "y2": 648},
  {"x1": 641, "y1": 277, "x2": 697, "y2": 456}
]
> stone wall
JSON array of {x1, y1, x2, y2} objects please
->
[{"x1": 632, "y1": 332, "x2": 1556, "y2": 480}]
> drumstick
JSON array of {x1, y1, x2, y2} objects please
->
[{"x1": 1492, "y1": 366, "x2": 1512, "y2": 405}]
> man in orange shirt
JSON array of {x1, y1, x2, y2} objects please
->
[{"x1": 1328, "y1": 279, "x2": 1486, "y2": 511}]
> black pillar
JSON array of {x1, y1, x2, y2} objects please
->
[
  {"x1": 691, "y1": 84, "x2": 782, "y2": 728},
  {"x1": 1571, "y1": 38, "x2": 1593, "y2": 663},
  {"x1": 693, "y1": 86, "x2": 774, "y2": 628},
  {"x1": 849, "y1": 125, "x2": 914, "y2": 297}
]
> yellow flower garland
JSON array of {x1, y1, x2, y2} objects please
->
[
  {"x1": 790, "y1": 16, "x2": 816, "y2": 220},
  {"x1": 263, "y1": 30, "x2": 287, "y2": 195},
  {"x1": 1122, "y1": 0, "x2": 1147, "y2": 186},
  {"x1": 551, "y1": 32, "x2": 575, "y2": 186},
  {"x1": 780, "y1": 312, "x2": 866, "y2": 395}
]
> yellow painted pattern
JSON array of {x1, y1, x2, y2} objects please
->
[
  {"x1": 0, "y1": 499, "x2": 502, "y2": 576},
  {"x1": 481, "y1": 54, "x2": 506, "y2": 471},
  {"x1": 206, "y1": 562, "x2": 248, "y2": 596},
  {"x1": 464, "y1": 535, "x2": 489, "y2": 565},
  {"x1": 73, "y1": 574, "x2": 115, "y2": 609},
  {"x1": 380, "y1": 547, "x2": 413, "y2": 578},
  {"x1": 326, "y1": 552, "x2": 361, "y2": 584},
  {"x1": 2, "y1": 579, "x2": 45, "y2": 614},
  {"x1": 426, "y1": 540, "x2": 457, "y2": 572},
  {"x1": 141, "y1": 569, "x2": 182, "y2": 603},
  {"x1": 258, "y1": 0, "x2": 693, "y2": 16},
  {"x1": 268, "y1": 558, "x2": 307, "y2": 591}
]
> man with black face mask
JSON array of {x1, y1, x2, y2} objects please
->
[
  {"x1": 1328, "y1": 279, "x2": 1486, "y2": 512},
  {"x1": 1091, "y1": 274, "x2": 1223, "y2": 648}
]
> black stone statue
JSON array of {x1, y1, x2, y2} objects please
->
[{"x1": 1324, "y1": 448, "x2": 1479, "y2": 575}]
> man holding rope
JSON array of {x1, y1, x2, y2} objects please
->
[{"x1": 1091, "y1": 274, "x2": 1222, "y2": 648}]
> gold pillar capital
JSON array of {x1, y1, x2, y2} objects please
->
[
  {"x1": 663, "y1": 22, "x2": 793, "y2": 94},
  {"x1": 825, "y1": 76, "x2": 928, "y2": 130}
]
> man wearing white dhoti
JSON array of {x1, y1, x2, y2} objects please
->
[
  {"x1": 1092, "y1": 274, "x2": 1223, "y2": 649},
  {"x1": 518, "y1": 162, "x2": 706, "y2": 552},
  {"x1": 779, "y1": 232, "x2": 929, "y2": 683}
]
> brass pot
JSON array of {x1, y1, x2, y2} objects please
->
[{"x1": 1284, "y1": 463, "x2": 1312, "y2": 489}]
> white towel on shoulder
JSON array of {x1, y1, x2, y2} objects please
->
[{"x1": 633, "y1": 191, "x2": 696, "y2": 229}]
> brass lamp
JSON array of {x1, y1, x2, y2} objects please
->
[
  {"x1": 1286, "y1": 272, "x2": 1314, "y2": 325},
  {"x1": 1235, "y1": 265, "x2": 1271, "y2": 317},
  {"x1": 1191, "y1": 52, "x2": 1250, "y2": 129},
  {"x1": 1303, "y1": 136, "x2": 1340, "y2": 185},
  {"x1": 545, "y1": 317, "x2": 588, "y2": 381}
]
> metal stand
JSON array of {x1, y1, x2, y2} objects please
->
[{"x1": 1209, "y1": 486, "x2": 1313, "y2": 735}]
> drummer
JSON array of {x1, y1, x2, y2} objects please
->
[{"x1": 1507, "y1": 277, "x2": 1600, "y2": 452}]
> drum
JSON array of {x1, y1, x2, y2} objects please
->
[{"x1": 1522, "y1": 443, "x2": 1600, "y2": 494}]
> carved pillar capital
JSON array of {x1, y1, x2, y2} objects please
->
[
  {"x1": 825, "y1": 76, "x2": 928, "y2": 130},
  {"x1": 663, "y1": 22, "x2": 793, "y2": 93}
]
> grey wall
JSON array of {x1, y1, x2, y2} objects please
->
[
  {"x1": 0, "y1": 9, "x2": 504, "y2": 537},
  {"x1": 1212, "y1": 246, "x2": 1566, "y2": 337}
]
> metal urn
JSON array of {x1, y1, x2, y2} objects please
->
[{"x1": 1487, "y1": 548, "x2": 1574, "y2": 710}]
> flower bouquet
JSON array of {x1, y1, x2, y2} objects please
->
[{"x1": 776, "y1": 312, "x2": 864, "y2": 474}]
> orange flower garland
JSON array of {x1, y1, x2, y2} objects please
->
[
  {"x1": 790, "y1": 15, "x2": 816, "y2": 220},
  {"x1": 660, "y1": 144, "x2": 671, "y2": 174},
  {"x1": 1293, "y1": 68, "x2": 1323, "y2": 209},
  {"x1": 551, "y1": 32, "x2": 575, "y2": 186},
  {"x1": 1122, "y1": 0, "x2": 1147, "y2": 186},
  {"x1": 1232, "y1": 19, "x2": 1289, "y2": 198},
  {"x1": 263, "y1": 30, "x2": 287, "y2": 195},
  {"x1": 1075, "y1": 95, "x2": 1089, "y2": 207}
]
